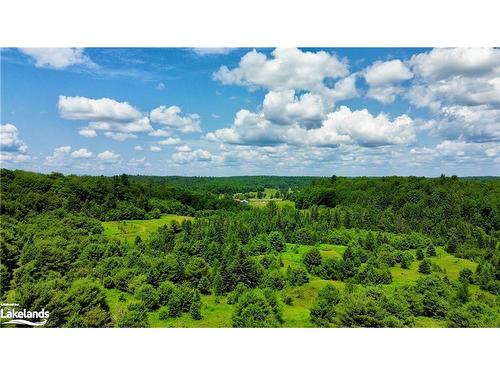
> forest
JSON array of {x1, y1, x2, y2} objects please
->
[{"x1": 0, "y1": 168, "x2": 499, "y2": 328}]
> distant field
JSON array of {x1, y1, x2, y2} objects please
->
[
  {"x1": 101, "y1": 214, "x2": 192, "y2": 243},
  {"x1": 249, "y1": 199, "x2": 295, "y2": 208}
]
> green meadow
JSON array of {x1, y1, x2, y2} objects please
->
[{"x1": 101, "y1": 214, "x2": 192, "y2": 243}]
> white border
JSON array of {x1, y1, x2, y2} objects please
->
[
  {"x1": 2, "y1": 328, "x2": 499, "y2": 374},
  {"x1": 1, "y1": 0, "x2": 499, "y2": 47}
]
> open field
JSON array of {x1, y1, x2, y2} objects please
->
[
  {"x1": 101, "y1": 214, "x2": 192, "y2": 243},
  {"x1": 249, "y1": 199, "x2": 295, "y2": 208}
]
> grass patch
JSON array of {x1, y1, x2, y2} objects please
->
[{"x1": 101, "y1": 214, "x2": 192, "y2": 243}]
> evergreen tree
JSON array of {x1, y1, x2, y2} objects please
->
[
  {"x1": 190, "y1": 290, "x2": 202, "y2": 320},
  {"x1": 418, "y1": 258, "x2": 432, "y2": 274}
]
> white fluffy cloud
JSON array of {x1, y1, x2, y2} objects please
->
[
  {"x1": 424, "y1": 105, "x2": 500, "y2": 142},
  {"x1": 158, "y1": 137, "x2": 181, "y2": 145},
  {"x1": 78, "y1": 128, "x2": 97, "y2": 138},
  {"x1": 134, "y1": 145, "x2": 144, "y2": 151},
  {"x1": 150, "y1": 106, "x2": 201, "y2": 133},
  {"x1": 365, "y1": 59, "x2": 413, "y2": 86},
  {"x1": 207, "y1": 106, "x2": 416, "y2": 148},
  {"x1": 0, "y1": 124, "x2": 29, "y2": 163},
  {"x1": 262, "y1": 90, "x2": 326, "y2": 127},
  {"x1": 0, "y1": 124, "x2": 28, "y2": 154},
  {"x1": 410, "y1": 48, "x2": 500, "y2": 80},
  {"x1": 46, "y1": 146, "x2": 72, "y2": 165},
  {"x1": 71, "y1": 148, "x2": 93, "y2": 158},
  {"x1": 149, "y1": 145, "x2": 161, "y2": 152},
  {"x1": 148, "y1": 128, "x2": 171, "y2": 137},
  {"x1": 59, "y1": 96, "x2": 153, "y2": 141},
  {"x1": 213, "y1": 48, "x2": 349, "y2": 94},
  {"x1": 172, "y1": 148, "x2": 212, "y2": 164},
  {"x1": 19, "y1": 48, "x2": 96, "y2": 69},
  {"x1": 97, "y1": 150, "x2": 120, "y2": 162},
  {"x1": 407, "y1": 48, "x2": 500, "y2": 110},
  {"x1": 59, "y1": 96, "x2": 143, "y2": 122},
  {"x1": 364, "y1": 60, "x2": 413, "y2": 103}
]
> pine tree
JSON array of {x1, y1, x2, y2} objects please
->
[
  {"x1": 190, "y1": 290, "x2": 202, "y2": 320},
  {"x1": 426, "y1": 244, "x2": 437, "y2": 257},
  {"x1": 416, "y1": 248, "x2": 424, "y2": 261},
  {"x1": 418, "y1": 258, "x2": 432, "y2": 274}
]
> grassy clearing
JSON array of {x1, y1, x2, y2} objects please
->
[
  {"x1": 249, "y1": 199, "x2": 295, "y2": 208},
  {"x1": 101, "y1": 214, "x2": 192, "y2": 243},
  {"x1": 104, "y1": 238, "x2": 482, "y2": 328}
]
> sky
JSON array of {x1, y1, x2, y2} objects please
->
[{"x1": 1, "y1": 47, "x2": 499, "y2": 176}]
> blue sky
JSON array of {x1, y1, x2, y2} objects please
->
[{"x1": 1, "y1": 47, "x2": 499, "y2": 176}]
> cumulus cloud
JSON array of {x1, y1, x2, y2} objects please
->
[
  {"x1": 156, "y1": 82, "x2": 166, "y2": 90},
  {"x1": 172, "y1": 148, "x2": 212, "y2": 164},
  {"x1": 150, "y1": 105, "x2": 201, "y2": 133},
  {"x1": 0, "y1": 124, "x2": 28, "y2": 154},
  {"x1": 60, "y1": 96, "x2": 152, "y2": 141},
  {"x1": 78, "y1": 128, "x2": 97, "y2": 138},
  {"x1": 148, "y1": 128, "x2": 172, "y2": 137},
  {"x1": 410, "y1": 48, "x2": 500, "y2": 80},
  {"x1": 365, "y1": 59, "x2": 413, "y2": 86},
  {"x1": 46, "y1": 146, "x2": 72, "y2": 165},
  {"x1": 423, "y1": 105, "x2": 500, "y2": 142},
  {"x1": 71, "y1": 148, "x2": 93, "y2": 158},
  {"x1": 407, "y1": 48, "x2": 500, "y2": 110},
  {"x1": 207, "y1": 106, "x2": 416, "y2": 148},
  {"x1": 59, "y1": 96, "x2": 143, "y2": 122},
  {"x1": 213, "y1": 48, "x2": 349, "y2": 95},
  {"x1": 158, "y1": 137, "x2": 181, "y2": 145},
  {"x1": 262, "y1": 90, "x2": 326, "y2": 127},
  {"x1": 149, "y1": 145, "x2": 161, "y2": 152},
  {"x1": 134, "y1": 145, "x2": 144, "y2": 151},
  {"x1": 364, "y1": 59, "x2": 413, "y2": 103},
  {"x1": 0, "y1": 124, "x2": 30, "y2": 163},
  {"x1": 97, "y1": 150, "x2": 120, "y2": 162},
  {"x1": 19, "y1": 48, "x2": 96, "y2": 69}
]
